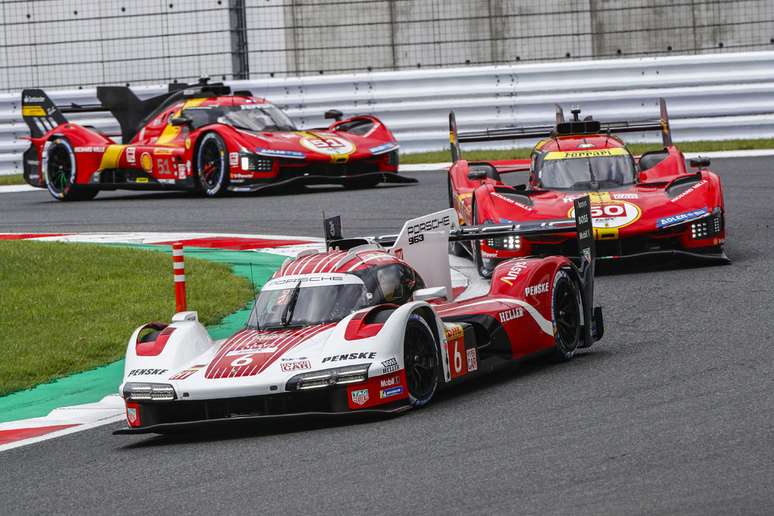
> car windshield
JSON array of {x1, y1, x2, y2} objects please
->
[
  {"x1": 183, "y1": 104, "x2": 296, "y2": 132},
  {"x1": 247, "y1": 274, "x2": 372, "y2": 329},
  {"x1": 537, "y1": 151, "x2": 637, "y2": 190}
]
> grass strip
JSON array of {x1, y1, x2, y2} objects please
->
[
  {"x1": 0, "y1": 240, "x2": 254, "y2": 396},
  {"x1": 0, "y1": 174, "x2": 24, "y2": 186}
]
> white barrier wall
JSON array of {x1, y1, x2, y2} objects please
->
[{"x1": 2, "y1": 51, "x2": 774, "y2": 175}]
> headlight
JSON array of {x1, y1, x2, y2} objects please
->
[
  {"x1": 486, "y1": 235, "x2": 521, "y2": 250},
  {"x1": 240, "y1": 154, "x2": 273, "y2": 172},
  {"x1": 123, "y1": 382, "x2": 177, "y2": 401},
  {"x1": 286, "y1": 364, "x2": 370, "y2": 391}
]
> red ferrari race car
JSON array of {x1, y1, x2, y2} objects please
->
[
  {"x1": 21, "y1": 79, "x2": 411, "y2": 201},
  {"x1": 447, "y1": 99, "x2": 729, "y2": 276},
  {"x1": 114, "y1": 201, "x2": 602, "y2": 433}
]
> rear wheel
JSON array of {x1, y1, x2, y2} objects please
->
[
  {"x1": 403, "y1": 315, "x2": 439, "y2": 407},
  {"x1": 196, "y1": 133, "x2": 228, "y2": 197},
  {"x1": 44, "y1": 139, "x2": 98, "y2": 201},
  {"x1": 550, "y1": 270, "x2": 582, "y2": 361}
]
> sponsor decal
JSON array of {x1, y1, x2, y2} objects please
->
[
  {"x1": 74, "y1": 146, "x2": 106, "y2": 153},
  {"x1": 406, "y1": 214, "x2": 452, "y2": 239},
  {"x1": 299, "y1": 134, "x2": 355, "y2": 156},
  {"x1": 226, "y1": 342, "x2": 278, "y2": 355},
  {"x1": 568, "y1": 200, "x2": 641, "y2": 230},
  {"x1": 612, "y1": 192, "x2": 638, "y2": 200},
  {"x1": 544, "y1": 147, "x2": 629, "y2": 160},
  {"x1": 380, "y1": 375, "x2": 401, "y2": 388},
  {"x1": 135, "y1": 177, "x2": 149, "y2": 183},
  {"x1": 500, "y1": 260, "x2": 529, "y2": 286},
  {"x1": 140, "y1": 152, "x2": 152, "y2": 171},
  {"x1": 499, "y1": 307, "x2": 524, "y2": 322},
  {"x1": 351, "y1": 388, "x2": 369, "y2": 406},
  {"x1": 322, "y1": 352, "x2": 377, "y2": 363},
  {"x1": 381, "y1": 357, "x2": 399, "y2": 373},
  {"x1": 154, "y1": 148, "x2": 174, "y2": 155},
  {"x1": 466, "y1": 348, "x2": 478, "y2": 372},
  {"x1": 577, "y1": 143, "x2": 595, "y2": 149},
  {"x1": 168, "y1": 365, "x2": 205, "y2": 380},
  {"x1": 671, "y1": 180, "x2": 707, "y2": 203},
  {"x1": 492, "y1": 192, "x2": 529, "y2": 208},
  {"x1": 177, "y1": 164, "x2": 186, "y2": 179},
  {"x1": 656, "y1": 207, "x2": 709, "y2": 229},
  {"x1": 445, "y1": 323, "x2": 464, "y2": 341},
  {"x1": 126, "y1": 407, "x2": 138, "y2": 425},
  {"x1": 126, "y1": 147, "x2": 136, "y2": 163},
  {"x1": 23, "y1": 95, "x2": 45, "y2": 103},
  {"x1": 380, "y1": 386, "x2": 404, "y2": 399},
  {"x1": 229, "y1": 152, "x2": 239, "y2": 167},
  {"x1": 524, "y1": 282, "x2": 549, "y2": 296},
  {"x1": 369, "y1": 142, "x2": 398, "y2": 155},
  {"x1": 128, "y1": 368, "x2": 167, "y2": 376},
  {"x1": 280, "y1": 359, "x2": 311, "y2": 372},
  {"x1": 255, "y1": 147, "x2": 305, "y2": 159},
  {"x1": 185, "y1": 137, "x2": 191, "y2": 149}
]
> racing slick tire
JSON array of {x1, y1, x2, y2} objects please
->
[
  {"x1": 195, "y1": 132, "x2": 229, "y2": 197},
  {"x1": 44, "y1": 138, "x2": 98, "y2": 201},
  {"x1": 549, "y1": 270, "x2": 582, "y2": 362},
  {"x1": 404, "y1": 314, "x2": 440, "y2": 408}
]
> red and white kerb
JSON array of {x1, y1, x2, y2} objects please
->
[{"x1": 172, "y1": 242, "x2": 187, "y2": 312}]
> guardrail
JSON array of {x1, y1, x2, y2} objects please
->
[{"x1": 2, "y1": 51, "x2": 774, "y2": 175}]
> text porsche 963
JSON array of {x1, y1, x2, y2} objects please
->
[
  {"x1": 21, "y1": 79, "x2": 411, "y2": 201},
  {"x1": 447, "y1": 99, "x2": 728, "y2": 276},
  {"x1": 115, "y1": 200, "x2": 603, "y2": 434}
]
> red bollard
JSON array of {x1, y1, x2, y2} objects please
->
[{"x1": 172, "y1": 242, "x2": 187, "y2": 312}]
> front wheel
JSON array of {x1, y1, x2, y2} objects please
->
[
  {"x1": 44, "y1": 139, "x2": 98, "y2": 201},
  {"x1": 403, "y1": 315, "x2": 439, "y2": 407},
  {"x1": 196, "y1": 133, "x2": 229, "y2": 197},
  {"x1": 550, "y1": 270, "x2": 582, "y2": 361}
]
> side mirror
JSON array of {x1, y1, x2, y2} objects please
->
[
  {"x1": 169, "y1": 116, "x2": 192, "y2": 127},
  {"x1": 325, "y1": 109, "x2": 343, "y2": 122},
  {"x1": 468, "y1": 170, "x2": 487, "y2": 181},
  {"x1": 689, "y1": 157, "x2": 711, "y2": 169},
  {"x1": 412, "y1": 286, "x2": 448, "y2": 302}
]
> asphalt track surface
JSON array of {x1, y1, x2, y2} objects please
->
[{"x1": 1, "y1": 160, "x2": 773, "y2": 515}]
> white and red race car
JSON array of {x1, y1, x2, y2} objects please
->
[{"x1": 115, "y1": 198, "x2": 603, "y2": 434}]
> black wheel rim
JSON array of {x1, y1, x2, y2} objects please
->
[
  {"x1": 47, "y1": 145, "x2": 71, "y2": 193},
  {"x1": 200, "y1": 140, "x2": 223, "y2": 189},
  {"x1": 404, "y1": 322, "x2": 437, "y2": 400},
  {"x1": 554, "y1": 278, "x2": 580, "y2": 353}
]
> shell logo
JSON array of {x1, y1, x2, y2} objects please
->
[
  {"x1": 140, "y1": 152, "x2": 153, "y2": 172},
  {"x1": 568, "y1": 201, "x2": 641, "y2": 229},
  {"x1": 299, "y1": 134, "x2": 354, "y2": 156}
]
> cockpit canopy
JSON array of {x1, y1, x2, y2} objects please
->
[
  {"x1": 534, "y1": 148, "x2": 637, "y2": 190},
  {"x1": 248, "y1": 265, "x2": 424, "y2": 329},
  {"x1": 183, "y1": 103, "x2": 296, "y2": 132}
]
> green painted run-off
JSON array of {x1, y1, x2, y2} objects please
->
[{"x1": 0, "y1": 244, "x2": 287, "y2": 424}]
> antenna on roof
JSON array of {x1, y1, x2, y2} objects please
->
[{"x1": 571, "y1": 106, "x2": 581, "y2": 121}]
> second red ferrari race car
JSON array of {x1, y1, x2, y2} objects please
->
[
  {"x1": 114, "y1": 200, "x2": 603, "y2": 433},
  {"x1": 447, "y1": 99, "x2": 729, "y2": 276},
  {"x1": 21, "y1": 79, "x2": 411, "y2": 201}
]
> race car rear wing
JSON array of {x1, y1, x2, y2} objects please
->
[
  {"x1": 21, "y1": 78, "x2": 236, "y2": 141},
  {"x1": 449, "y1": 98, "x2": 672, "y2": 162}
]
